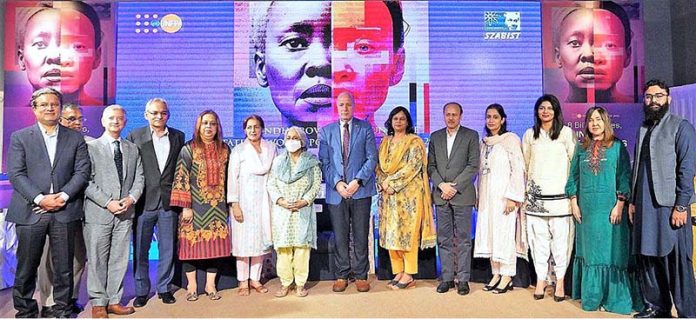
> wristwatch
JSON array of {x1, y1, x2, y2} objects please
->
[{"x1": 675, "y1": 205, "x2": 687, "y2": 212}]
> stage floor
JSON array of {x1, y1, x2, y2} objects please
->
[{"x1": 0, "y1": 262, "x2": 634, "y2": 318}]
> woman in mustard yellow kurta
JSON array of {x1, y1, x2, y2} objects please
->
[{"x1": 377, "y1": 106, "x2": 436, "y2": 290}]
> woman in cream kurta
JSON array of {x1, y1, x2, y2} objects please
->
[
  {"x1": 475, "y1": 105, "x2": 527, "y2": 294},
  {"x1": 227, "y1": 115, "x2": 277, "y2": 295},
  {"x1": 266, "y1": 126, "x2": 321, "y2": 297}
]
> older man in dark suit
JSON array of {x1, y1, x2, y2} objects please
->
[
  {"x1": 7, "y1": 88, "x2": 90, "y2": 318},
  {"x1": 427, "y1": 102, "x2": 479, "y2": 295},
  {"x1": 127, "y1": 98, "x2": 184, "y2": 307}
]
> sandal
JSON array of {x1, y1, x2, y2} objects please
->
[
  {"x1": 206, "y1": 291, "x2": 222, "y2": 300},
  {"x1": 237, "y1": 286, "x2": 250, "y2": 296},
  {"x1": 392, "y1": 279, "x2": 416, "y2": 290},
  {"x1": 186, "y1": 292, "x2": 198, "y2": 302},
  {"x1": 296, "y1": 286, "x2": 308, "y2": 297},
  {"x1": 250, "y1": 283, "x2": 269, "y2": 294},
  {"x1": 275, "y1": 285, "x2": 290, "y2": 298}
]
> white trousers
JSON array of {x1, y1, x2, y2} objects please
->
[{"x1": 526, "y1": 215, "x2": 574, "y2": 282}]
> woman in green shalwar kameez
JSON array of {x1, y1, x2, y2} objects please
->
[{"x1": 566, "y1": 107, "x2": 643, "y2": 315}]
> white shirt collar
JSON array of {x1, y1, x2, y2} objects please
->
[
  {"x1": 150, "y1": 126, "x2": 170, "y2": 138},
  {"x1": 37, "y1": 123, "x2": 59, "y2": 137}
]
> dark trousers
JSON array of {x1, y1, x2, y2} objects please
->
[
  {"x1": 637, "y1": 232, "x2": 696, "y2": 317},
  {"x1": 436, "y1": 204, "x2": 473, "y2": 282},
  {"x1": 13, "y1": 214, "x2": 76, "y2": 318},
  {"x1": 328, "y1": 197, "x2": 372, "y2": 280},
  {"x1": 134, "y1": 208, "x2": 177, "y2": 296}
]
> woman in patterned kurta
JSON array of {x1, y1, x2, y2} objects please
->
[
  {"x1": 171, "y1": 110, "x2": 230, "y2": 301},
  {"x1": 267, "y1": 126, "x2": 321, "y2": 298},
  {"x1": 227, "y1": 115, "x2": 276, "y2": 296},
  {"x1": 377, "y1": 107, "x2": 436, "y2": 290},
  {"x1": 566, "y1": 107, "x2": 642, "y2": 314}
]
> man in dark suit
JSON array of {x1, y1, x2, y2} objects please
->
[
  {"x1": 427, "y1": 102, "x2": 479, "y2": 295},
  {"x1": 127, "y1": 98, "x2": 184, "y2": 307},
  {"x1": 319, "y1": 91, "x2": 378, "y2": 293},
  {"x1": 629, "y1": 79, "x2": 696, "y2": 318},
  {"x1": 7, "y1": 88, "x2": 90, "y2": 318}
]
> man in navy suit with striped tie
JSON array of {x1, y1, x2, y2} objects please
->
[{"x1": 319, "y1": 91, "x2": 378, "y2": 293}]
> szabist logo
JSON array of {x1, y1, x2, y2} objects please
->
[
  {"x1": 484, "y1": 11, "x2": 521, "y2": 40},
  {"x1": 160, "y1": 14, "x2": 182, "y2": 33}
]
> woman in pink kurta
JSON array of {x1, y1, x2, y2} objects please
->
[
  {"x1": 227, "y1": 115, "x2": 277, "y2": 296},
  {"x1": 474, "y1": 104, "x2": 528, "y2": 294}
]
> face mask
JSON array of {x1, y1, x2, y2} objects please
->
[{"x1": 285, "y1": 139, "x2": 302, "y2": 153}]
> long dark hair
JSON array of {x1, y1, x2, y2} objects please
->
[
  {"x1": 384, "y1": 106, "x2": 415, "y2": 136},
  {"x1": 484, "y1": 103, "x2": 508, "y2": 137},
  {"x1": 532, "y1": 94, "x2": 564, "y2": 140}
]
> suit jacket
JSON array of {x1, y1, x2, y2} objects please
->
[
  {"x1": 7, "y1": 124, "x2": 91, "y2": 225},
  {"x1": 427, "y1": 126, "x2": 480, "y2": 207},
  {"x1": 319, "y1": 118, "x2": 378, "y2": 205},
  {"x1": 84, "y1": 135, "x2": 144, "y2": 224},
  {"x1": 126, "y1": 126, "x2": 185, "y2": 212}
]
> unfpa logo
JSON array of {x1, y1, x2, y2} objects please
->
[{"x1": 160, "y1": 14, "x2": 183, "y2": 33}]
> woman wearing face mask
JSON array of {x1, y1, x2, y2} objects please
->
[
  {"x1": 566, "y1": 106, "x2": 642, "y2": 314},
  {"x1": 376, "y1": 106, "x2": 436, "y2": 290},
  {"x1": 267, "y1": 126, "x2": 321, "y2": 298},
  {"x1": 227, "y1": 115, "x2": 277, "y2": 296},
  {"x1": 170, "y1": 110, "x2": 230, "y2": 302}
]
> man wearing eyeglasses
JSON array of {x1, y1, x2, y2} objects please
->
[
  {"x1": 126, "y1": 98, "x2": 184, "y2": 307},
  {"x1": 629, "y1": 79, "x2": 696, "y2": 318},
  {"x1": 36, "y1": 103, "x2": 93, "y2": 317},
  {"x1": 7, "y1": 88, "x2": 91, "y2": 318}
]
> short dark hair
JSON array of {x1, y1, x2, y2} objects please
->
[
  {"x1": 484, "y1": 103, "x2": 509, "y2": 137},
  {"x1": 243, "y1": 114, "x2": 265, "y2": 130},
  {"x1": 443, "y1": 102, "x2": 462, "y2": 114},
  {"x1": 385, "y1": 106, "x2": 415, "y2": 136},
  {"x1": 532, "y1": 94, "x2": 564, "y2": 140},
  {"x1": 645, "y1": 79, "x2": 670, "y2": 95},
  {"x1": 19, "y1": 1, "x2": 103, "y2": 50}
]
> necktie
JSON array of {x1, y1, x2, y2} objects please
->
[
  {"x1": 114, "y1": 140, "x2": 123, "y2": 184},
  {"x1": 342, "y1": 123, "x2": 350, "y2": 178}
]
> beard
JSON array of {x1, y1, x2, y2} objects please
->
[{"x1": 643, "y1": 101, "x2": 669, "y2": 124}]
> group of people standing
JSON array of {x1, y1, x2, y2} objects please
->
[{"x1": 6, "y1": 79, "x2": 696, "y2": 318}]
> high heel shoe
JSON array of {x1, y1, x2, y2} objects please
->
[
  {"x1": 533, "y1": 293, "x2": 544, "y2": 300},
  {"x1": 482, "y1": 277, "x2": 501, "y2": 292},
  {"x1": 553, "y1": 294, "x2": 566, "y2": 302},
  {"x1": 492, "y1": 280, "x2": 514, "y2": 294}
]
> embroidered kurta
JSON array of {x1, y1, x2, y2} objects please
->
[
  {"x1": 227, "y1": 139, "x2": 277, "y2": 257},
  {"x1": 522, "y1": 126, "x2": 576, "y2": 217},
  {"x1": 377, "y1": 135, "x2": 436, "y2": 251},
  {"x1": 566, "y1": 140, "x2": 642, "y2": 314},
  {"x1": 474, "y1": 133, "x2": 528, "y2": 264},
  {"x1": 267, "y1": 152, "x2": 321, "y2": 249},
  {"x1": 171, "y1": 142, "x2": 231, "y2": 260}
]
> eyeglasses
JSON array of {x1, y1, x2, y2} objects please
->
[
  {"x1": 146, "y1": 110, "x2": 169, "y2": 117},
  {"x1": 644, "y1": 93, "x2": 668, "y2": 101},
  {"x1": 62, "y1": 116, "x2": 85, "y2": 123},
  {"x1": 34, "y1": 103, "x2": 60, "y2": 110}
]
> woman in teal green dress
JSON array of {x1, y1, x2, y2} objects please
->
[{"x1": 565, "y1": 106, "x2": 642, "y2": 315}]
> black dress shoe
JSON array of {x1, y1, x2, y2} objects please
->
[
  {"x1": 457, "y1": 281, "x2": 470, "y2": 295},
  {"x1": 158, "y1": 292, "x2": 176, "y2": 304},
  {"x1": 40, "y1": 306, "x2": 56, "y2": 318},
  {"x1": 133, "y1": 296, "x2": 149, "y2": 308},
  {"x1": 633, "y1": 307, "x2": 672, "y2": 318},
  {"x1": 436, "y1": 281, "x2": 455, "y2": 293}
]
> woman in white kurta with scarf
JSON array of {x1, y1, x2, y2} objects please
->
[
  {"x1": 227, "y1": 115, "x2": 277, "y2": 296},
  {"x1": 474, "y1": 104, "x2": 527, "y2": 295}
]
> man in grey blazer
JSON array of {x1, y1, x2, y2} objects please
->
[
  {"x1": 8, "y1": 88, "x2": 90, "y2": 318},
  {"x1": 427, "y1": 102, "x2": 480, "y2": 295},
  {"x1": 127, "y1": 98, "x2": 184, "y2": 307},
  {"x1": 84, "y1": 105, "x2": 144, "y2": 318},
  {"x1": 319, "y1": 91, "x2": 378, "y2": 293}
]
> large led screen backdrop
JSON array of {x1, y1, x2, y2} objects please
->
[{"x1": 115, "y1": 1, "x2": 542, "y2": 147}]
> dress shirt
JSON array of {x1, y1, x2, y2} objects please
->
[
  {"x1": 33, "y1": 124, "x2": 68, "y2": 205},
  {"x1": 150, "y1": 126, "x2": 171, "y2": 173},
  {"x1": 339, "y1": 118, "x2": 353, "y2": 149},
  {"x1": 446, "y1": 126, "x2": 459, "y2": 159}
]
